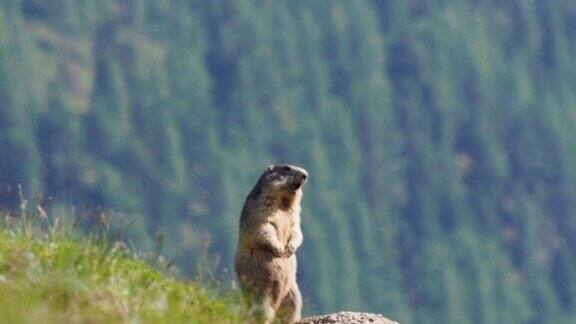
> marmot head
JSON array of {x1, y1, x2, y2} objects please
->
[
  {"x1": 261, "y1": 164, "x2": 308, "y2": 192},
  {"x1": 242, "y1": 164, "x2": 308, "y2": 214},
  {"x1": 247, "y1": 164, "x2": 309, "y2": 203}
]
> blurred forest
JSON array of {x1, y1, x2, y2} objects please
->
[{"x1": 2, "y1": 0, "x2": 576, "y2": 322}]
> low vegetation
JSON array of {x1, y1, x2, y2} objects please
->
[{"x1": 0, "y1": 210, "x2": 247, "y2": 323}]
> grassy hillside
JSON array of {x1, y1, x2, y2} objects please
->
[{"x1": 0, "y1": 213, "x2": 245, "y2": 323}]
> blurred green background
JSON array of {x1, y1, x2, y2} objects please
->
[{"x1": 2, "y1": 0, "x2": 576, "y2": 322}]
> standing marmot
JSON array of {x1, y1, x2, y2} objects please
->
[{"x1": 235, "y1": 164, "x2": 308, "y2": 324}]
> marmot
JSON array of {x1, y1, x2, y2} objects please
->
[{"x1": 235, "y1": 164, "x2": 308, "y2": 324}]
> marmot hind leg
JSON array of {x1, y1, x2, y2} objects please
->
[
  {"x1": 276, "y1": 286, "x2": 302, "y2": 324},
  {"x1": 249, "y1": 294, "x2": 276, "y2": 324}
]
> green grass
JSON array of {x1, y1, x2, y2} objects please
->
[{"x1": 0, "y1": 211, "x2": 248, "y2": 323}]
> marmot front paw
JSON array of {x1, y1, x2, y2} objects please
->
[
  {"x1": 283, "y1": 243, "x2": 297, "y2": 257},
  {"x1": 269, "y1": 245, "x2": 285, "y2": 257}
]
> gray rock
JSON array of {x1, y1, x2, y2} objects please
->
[{"x1": 298, "y1": 311, "x2": 398, "y2": 324}]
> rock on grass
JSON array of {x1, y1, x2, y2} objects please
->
[{"x1": 298, "y1": 311, "x2": 398, "y2": 324}]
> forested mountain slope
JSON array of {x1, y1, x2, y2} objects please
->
[{"x1": 2, "y1": 1, "x2": 576, "y2": 322}]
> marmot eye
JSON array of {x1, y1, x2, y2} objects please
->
[{"x1": 282, "y1": 166, "x2": 291, "y2": 172}]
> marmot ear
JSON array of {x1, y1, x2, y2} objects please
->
[{"x1": 266, "y1": 165, "x2": 274, "y2": 173}]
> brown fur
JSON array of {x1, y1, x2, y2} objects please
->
[{"x1": 235, "y1": 165, "x2": 308, "y2": 324}]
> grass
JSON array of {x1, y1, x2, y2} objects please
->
[{"x1": 0, "y1": 204, "x2": 248, "y2": 323}]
